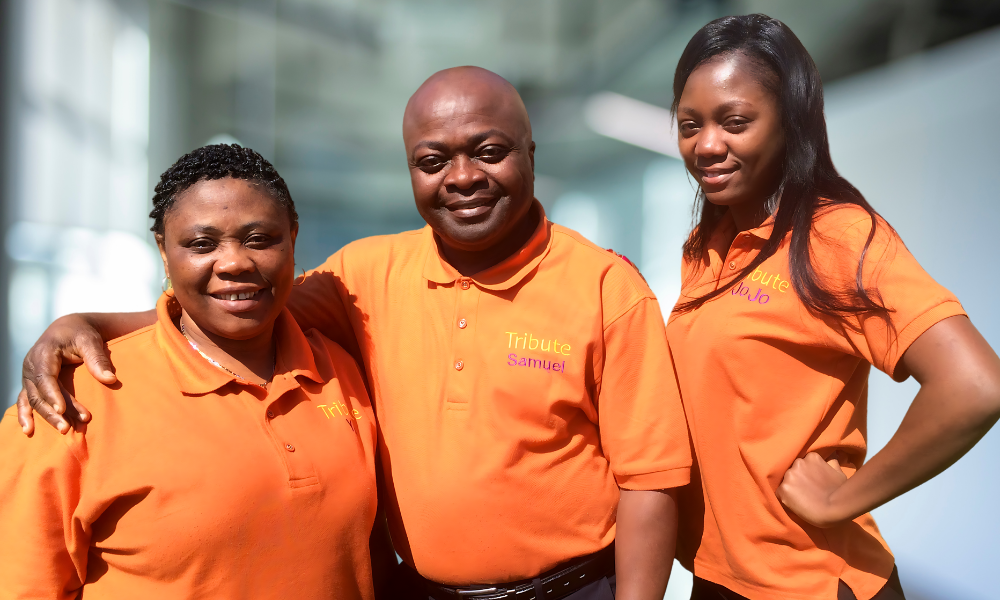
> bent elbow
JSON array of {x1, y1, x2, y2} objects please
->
[
  {"x1": 965, "y1": 374, "x2": 1000, "y2": 432},
  {"x1": 983, "y1": 384, "x2": 1000, "y2": 425}
]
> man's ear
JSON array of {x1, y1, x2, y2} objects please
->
[{"x1": 529, "y1": 140, "x2": 536, "y2": 177}]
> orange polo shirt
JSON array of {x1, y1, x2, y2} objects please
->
[
  {"x1": 666, "y1": 205, "x2": 966, "y2": 600},
  {"x1": 287, "y1": 201, "x2": 691, "y2": 585},
  {"x1": 0, "y1": 295, "x2": 378, "y2": 599}
]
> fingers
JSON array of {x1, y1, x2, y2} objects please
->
[
  {"x1": 802, "y1": 451, "x2": 843, "y2": 471},
  {"x1": 22, "y1": 377, "x2": 70, "y2": 434},
  {"x1": 80, "y1": 338, "x2": 116, "y2": 384},
  {"x1": 69, "y1": 397, "x2": 91, "y2": 423},
  {"x1": 23, "y1": 348, "x2": 67, "y2": 415},
  {"x1": 59, "y1": 379, "x2": 88, "y2": 423},
  {"x1": 16, "y1": 390, "x2": 35, "y2": 436}
]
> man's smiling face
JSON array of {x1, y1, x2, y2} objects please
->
[{"x1": 403, "y1": 67, "x2": 536, "y2": 253}]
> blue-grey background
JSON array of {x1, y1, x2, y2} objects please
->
[{"x1": 2, "y1": 1, "x2": 998, "y2": 597}]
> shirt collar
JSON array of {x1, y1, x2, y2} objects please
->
[
  {"x1": 748, "y1": 213, "x2": 775, "y2": 239},
  {"x1": 710, "y1": 210, "x2": 776, "y2": 248},
  {"x1": 154, "y1": 294, "x2": 325, "y2": 396},
  {"x1": 421, "y1": 199, "x2": 553, "y2": 291},
  {"x1": 728, "y1": 209, "x2": 775, "y2": 240}
]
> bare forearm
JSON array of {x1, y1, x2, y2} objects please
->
[
  {"x1": 830, "y1": 379, "x2": 1000, "y2": 522},
  {"x1": 614, "y1": 489, "x2": 677, "y2": 600},
  {"x1": 79, "y1": 309, "x2": 157, "y2": 341},
  {"x1": 779, "y1": 317, "x2": 1000, "y2": 527}
]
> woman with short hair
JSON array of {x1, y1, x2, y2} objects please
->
[
  {"x1": 666, "y1": 14, "x2": 1000, "y2": 600},
  {"x1": 0, "y1": 144, "x2": 379, "y2": 598}
]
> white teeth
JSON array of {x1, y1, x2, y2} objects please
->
[{"x1": 216, "y1": 290, "x2": 259, "y2": 301}]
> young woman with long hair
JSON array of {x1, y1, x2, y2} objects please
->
[{"x1": 665, "y1": 14, "x2": 1000, "y2": 600}]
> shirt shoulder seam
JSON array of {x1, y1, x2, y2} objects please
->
[
  {"x1": 106, "y1": 324, "x2": 157, "y2": 348},
  {"x1": 603, "y1": 295, "x2": 651, "y2": 332},
  {"x1": 550, "y1": 228, "x2": 654, "y2": 319}
]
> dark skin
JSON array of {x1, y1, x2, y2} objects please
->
[
  {"x1": 15, "y1": 179, "x2": 296, "y2": 429},
  {"x1": 677, "y1": 53, "x2": 1000, "y2": 528},
  {"x1": 403, "y1": 67, "x2": 539, "y2": 275},
  {"x1": 18, "y1": 67, "x2": 677, "y2": 600},
  {"x1": 676, "y1": 53, "x2": 784, "y2": 232},
  {"x1": 158, "y1": 177, "x2": 296, "y2": 386}
]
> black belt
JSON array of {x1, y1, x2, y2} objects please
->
[{"x1": 416, "y1": 543, "x2": 615, "y2": 600}]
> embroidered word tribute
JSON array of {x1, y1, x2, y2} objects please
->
[{"x1": 731, "y1": 267, "x2": 789, "y2": 306}]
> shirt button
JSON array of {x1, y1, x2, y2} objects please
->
[
  {"x1": 454, "y1": 360, "x2": 464, "y2": 371},
  {"x1": 729, "y1": 261, "x2": 737, "y2": 270},
  {"x1": 458, "y1": 318, "x2": 467, "y2": 329},
  {"x1": 285, "y1": 443, "x2": 295, "y2": 452},
  {"x1": 266, "y1": 410, "x2": 275, "y2": 419},
  {"x1": 461, "y1": 280, "x2": 470, "y2": 290}
]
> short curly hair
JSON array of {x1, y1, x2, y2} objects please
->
[{"x1": 149, "y1": 144, "x2": 298, "y2": 236}]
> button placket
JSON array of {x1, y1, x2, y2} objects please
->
[
  {"x1": 260, "y1": 386, "x2": 317, "y2": 484},
  {"x1": 718, "y1": 233, "x2": 760, "y2": 287},
  {"x1": 446, "y1": 279, "x2": 479, "y2": 404}
]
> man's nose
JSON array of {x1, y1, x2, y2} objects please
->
[
  {"x1": 443, "y1": 154, "x2": 487, "y2": 190},
  {"x1": 214, "y1": 243, "x2": 256, "y2": 276},
  {"x1": 694, "y1": 125, "x2": 727, "y2": 160}
]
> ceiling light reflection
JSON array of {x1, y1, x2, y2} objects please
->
[{"x1": 583, "y1": 91, "x2": 681, "y2": 160}]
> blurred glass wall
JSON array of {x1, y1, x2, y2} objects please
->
[
  {"x1": 3, "y1": 0, "x2": 159, "y2": 407},
  {"x1": 2, "y1": 1, "x2": 999, "y2": 598}
]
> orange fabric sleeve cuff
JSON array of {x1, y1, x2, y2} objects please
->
[
  {"x1": 884, "y1": 300, "x2": 966, "y2": 379},
  {"x1": 615, "y1": 466, "x2": 690, "y2": 491}
]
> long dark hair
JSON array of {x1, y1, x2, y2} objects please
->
[{"x1": 671, "y1": 14, "x2": 889, "y2": 320}]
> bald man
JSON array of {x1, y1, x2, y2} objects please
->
[{"x1": 18, "y1": 67, "x2": 692, "y2": 600}]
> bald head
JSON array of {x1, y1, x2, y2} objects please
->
[
  {"x1": 402, "y1": 66, "x2": 538, "y2": 260},
  {"x1": 403, "y1": 66, "x2": 532, "y2": 148}
]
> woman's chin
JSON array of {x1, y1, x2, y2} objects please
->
[
  {"x1": 703, "y1": 191, "x2": 740, "y2": 208},
  {"x1": 190, "y1": 310, "x2": 279, "y2": 343},
  {"x1": 703, "y1": 187, "x2": 760, "y2": 210}
]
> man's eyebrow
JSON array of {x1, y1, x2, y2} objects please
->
[
  {"x1": 467, "y1": 129, "x2": 516, "y2": 146},
  {"x1": 412, "y1": 140, "x2": 449, "y2": 154},
  {"x1": 411, "y1": 128, "x2": 517, "y2": 157}
]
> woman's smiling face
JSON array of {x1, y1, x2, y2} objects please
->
[
  {"x1": 157, "y1": 177, "x2": 297, "y2": 340},
  {"x1": 677, "y1": 53, "x2": 786, "y2": 216}
]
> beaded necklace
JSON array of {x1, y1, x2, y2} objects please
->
[{"x1": 179, "y1": 322, "x2": 272, "y2": 389}]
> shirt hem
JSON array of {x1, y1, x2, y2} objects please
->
[
  {"x1": 614, "y1": 466, "x2": 690, "y2": 490},
  {"x1": 691, "y1": 560, "x2": 893, "y2": 600},
  {"x1": 692, "y1": 562, "x2": 839, "y2": 600}
]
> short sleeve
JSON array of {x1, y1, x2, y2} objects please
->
[
  {"x1": 813, "y1": 209, "x2": 966, "y2": 378},
  {"x1": 597, "y1": 296, "x2": 692, "y2": 490},
  {"x1": 0, "y1": 407, "x2": 89, "y2": 598},
  {"x1": 286, "y1": 249, "x2": 364, "y2": 364}
]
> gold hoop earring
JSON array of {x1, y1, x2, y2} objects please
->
[
  {"x1": 161, "y1": 276, "x2": 172, "y2": 293},
  {"x1": 293, "y1": 265, "x2": 307, "y2": 286}
]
